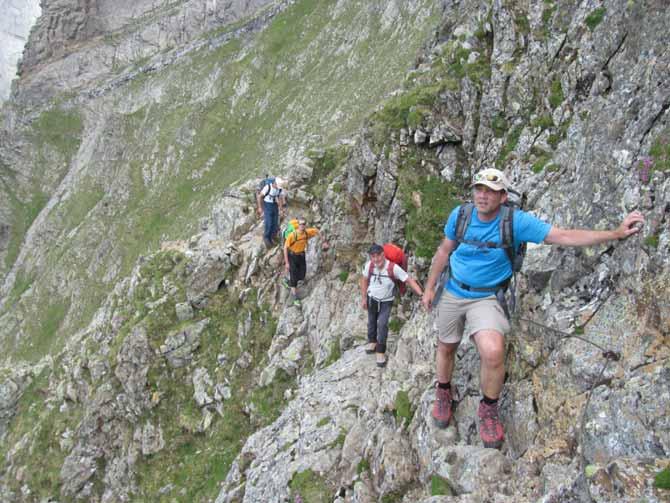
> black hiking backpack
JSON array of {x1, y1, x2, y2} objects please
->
[{"x1": 257, "y1": 175, "x2": 283, "y2": 203}]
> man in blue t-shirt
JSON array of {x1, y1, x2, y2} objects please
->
[{"x1": 421, "y1": 168, "x2": 644, "y2": 449}]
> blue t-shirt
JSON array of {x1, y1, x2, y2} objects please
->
[{"x1": 444, "y1": 205, "x2": 551, "y2": 299}]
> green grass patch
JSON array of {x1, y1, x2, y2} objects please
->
[
  {"x1": 491, "y1": 114, "x2": 508, "y2": 138},
  {"x1": 532, "y1": 114, "x2": 554, "y2": 130},
  {"x1": 654, "y1": 467, "x2": 670, "y2": 489},
  {"x1": 430, "y1": 474, "x2": 453, "y2": 496},
  {"x1": 584, "y1": 464, "x2": 598, "y2": 478},
  {"x1": 14, "y1": 298, "x2": 70, "y2": 361},
  {"x1": 328, "y1": 429, "x2": 347, "y2": 449},
  {"x1": 400, "y1": 170, "x2": 460, "y2": 259},
  {"x1": 289, "y1": 469, "x2": 333, "y2": 503},
  {"x1": 0, "y1": 185, "x2": 49, "y2": 271},
  {"x1": 31, "y1": 106, "x2": 84, "y2": 158},
  {"x1": 537, "y1": 3, "x2": 556, "y2": 40},
  {"x1": 542, "y1": 4, "x2": 556, "y2": 25},
  {"x1": 514, "y1": 13, "x2": 531, "y2": 35},
  {"x1": 323, "y1": 339, "x2": 342, "y2": 367},
  {"x1": 474, "y1": 21, "x2": 488, "y2": 41},
  {"x1": 531, "y1": 159, "x2": 547, "y2": 173},
  {"x1": 3, "y1": 269, "x2": 34, "y2": 308},
  {"x1": 249, "y1": 369, "x2": 294, "y2": 424},
  {"x1": 337, "y1": 270, "x2": 349, "y2": 283},
  {"x1": 465, "y1": 56, "x2": 492, "y2": 85},
  {"x1": 387, "y1": 318, "x2": 403, "y2": 332},
  {"x1": 440, "y1": 40, "x2": 492, "y2": 90},
  {"x1": 644, "y1": 235, "x2": 659, "y2": 248},
  {"x1": 530, "y1": 147, "x2": 553, "y2": 173},
  {"x1": 307, "y1": 144, "x2": 351, "y2": 199},
  {"x1": 649, "y1": 132, "x2": 670, "y2": 172},
  {"x1": 394, "y1": 390, "x2": 414, "y2": 426},
  {"x1": 371, "y1": 84, "x2": 441, "y2": 133},
  {"x1": 445, "y1": 45, "x2": 471, "y2": 81},
  {"x1": 549, "y1": 78, "x2": 564, "y2": 109},
  {"x1": 58, "y1": 178, "x2": 106, "y2": 232},
  {"x1": 381, "y1": 491, "x2": 406, "y2": 503},
  {"x1": 585, "y1": 7, "x2": 606, "y2": 31},
  {"x1": 497, "y1": 125, "x2": 523, "y2": 168},
  {"x1": 357, "y1": 458, "x2": 370, "y2": 475}
]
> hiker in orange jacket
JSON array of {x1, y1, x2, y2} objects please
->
[{"x1": 283, "y1": 218, "x2": 319, "y2": 307}]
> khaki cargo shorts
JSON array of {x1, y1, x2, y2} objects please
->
[{"x1": 433, "y1": 291, "x2": 510, "y2": 344}]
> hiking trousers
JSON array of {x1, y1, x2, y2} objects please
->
[
  {"x1": 288, "y1": 252, "x2": 306, "y2": 287},
  {"x1": 367, "y1": 296, "x2": 393, "y2": 354},
  {"x1": 263, "y1": 201, "x2": 279, "y2": 242}
]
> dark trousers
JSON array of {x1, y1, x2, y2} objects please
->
[
  {"x1": 288, "y1": 252, "x2": 306, "y2": 287},
  {"x1": 263, "y1": 201, "x2": 279, "y2": 242},
  {"x1": 367, "y1": 296, "x2": 393, "y2": 354}
]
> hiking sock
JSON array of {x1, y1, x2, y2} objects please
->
[
  {"x1": 481, "y1": 395, "x2": 498, "y2": 405},
  {"x1": 437, "y1": 382, "x2": 451, "y2": 390}
]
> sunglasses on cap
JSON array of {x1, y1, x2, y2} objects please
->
[{"x1": 473, "y1": 172, "x2": 503, "y2": 182}]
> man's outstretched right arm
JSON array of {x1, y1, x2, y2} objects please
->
[{"x1": 544, "y1": 211, "x2": 644, "y2": 246}]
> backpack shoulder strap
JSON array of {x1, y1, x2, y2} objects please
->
[
  {"x1": 387, "y1": 261, "x2": 395, "y2": 282},
  {"x1": 498, "y1": 205, "x2": 515, "y2": 265},
  {"x1": 455, "y1": 203, "x2": 474, "y2": 243}
]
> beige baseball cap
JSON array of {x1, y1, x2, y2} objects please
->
[{"x1": 471, "y1": 168, "x2": 509, "y2": 192}]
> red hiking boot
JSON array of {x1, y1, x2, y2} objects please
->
[
  {"x1": 478, "y1": 400, "x2": 504, "y2": 449},
  {"x1": 432, "y1": 385, "x2": 452, "y2": 428}
]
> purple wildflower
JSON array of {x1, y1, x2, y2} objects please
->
[{"x1": 638, "y1": 157, "x2": 652, "y2": 184}]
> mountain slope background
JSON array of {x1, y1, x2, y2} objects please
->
[
  {"x1": 0, "y1": 0, "x2": 440, "y2": 361},
  {"x1": 0, "y1": 0, "x2": 669, "y2": 502}
]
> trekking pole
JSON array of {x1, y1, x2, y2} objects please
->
[{"x1": 431, "y1": 267, "x2": 449, "y2": 309}]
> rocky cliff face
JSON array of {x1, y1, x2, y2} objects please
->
[
  {"x1": 0, "y1": 0, "x2": 669, "y2": 502},
  {"x1": 0, "y1": 0, "x2": 41, "y2": 101},
  {"x1": 16, "y1": 0, "x2": 275, "y2": 106}
]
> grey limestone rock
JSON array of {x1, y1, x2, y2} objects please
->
[
  {"x1": 582, "y1": 364, "x2": 670, "y2": 463},
  {"x1": 432, "y1": 444, "x2": 511, "y2": 494},
  {"x1": 175, "y1": 301, "x2": 194, "y2": 321},
  {"x1": 114, "y1": 325, "x2": 153, "y2": 405},
  {"x1": 192, "y1": 367, "x2": 214, "y2": 407},
  {"x1": 185, "y1": 245, "x2": 237, "y2": 308},
  {"x1": 159, "y1": 318, "x2": 210, "y2": 368}
]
